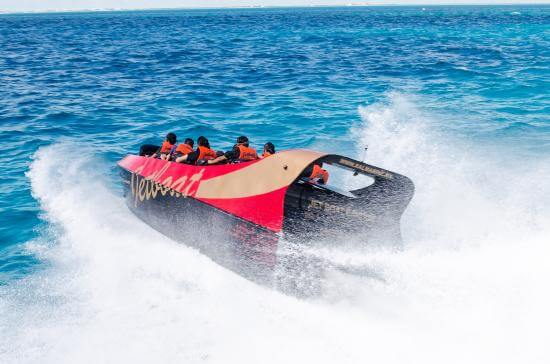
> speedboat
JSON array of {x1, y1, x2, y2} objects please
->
[{"x1": 118, "y1": 149, "x2": 414, "y2": 294}]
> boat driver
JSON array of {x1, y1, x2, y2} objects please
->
[
  {"x1": 206, "y1": 135, "x2": 259, "y2": 165},
  {"x1": 308, "y1": 163, "x2": 329, "y2": 185}
]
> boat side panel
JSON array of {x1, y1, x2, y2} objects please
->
[
  {"x1": 120, "y1": 169, "x2": 280, "y2": 282},
  {"x1": 118, "y1": 150, "x2": 326, "y2": 232},
  {"x1": 198, "y1": 187, "x2": 288, "y2": 232}
]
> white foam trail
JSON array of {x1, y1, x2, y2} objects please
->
[
  {"x1": 1, "y1": 97, "x2": 550, "y2": 363},
  {"x1": 321, "y1": 92, "x2": 550, "y2": 360},
  {"x1": 355, "y1": 92, "x2": 550, "y2": 249}
]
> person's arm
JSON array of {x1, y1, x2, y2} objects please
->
[
  {"x1": 175, "y1": 149, "x2": 196, "y2": 163},
  {"x1": 208, "y1": 147, "x2": 239, "y2": 165},
  {"x1": 166, "y1": 145, "x2": 178, "y2": 161},
  {"x1": 179, "y1": 148, "x2": 200, "y2": 164},
  {"x1": 206, "y1": 155, "x2": 227, "y2": 165},
  {"x1": 175, "y1": 153, "x2": 189, "y2": 163}
]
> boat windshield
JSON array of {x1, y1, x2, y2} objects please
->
[
  {"x1": 298, "y1": 157, "x2": 377, "y2": 198},
  {"x1": 298, "y1": 178, "x2": 357, "y2": 198}
]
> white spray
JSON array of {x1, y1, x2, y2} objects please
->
[{"x1": 1, "y1": 94, "x2": 549, "y2": 364}]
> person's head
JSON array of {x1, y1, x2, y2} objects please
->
[
  {"x1": 166, "y1": 132, "x2": 177, "y2": 145},
  {"x1": 236, "y1": 135, "x2": 249, "y2": 147},
  {"x1": 263, "y1": 142, "x2": 275, "y2": 155},
  {"x1": 197, "y1": 136, "x2": 210, "y2": 148},
  {"x1": 184, "y1": 138, "x2": 194, "y2": 147}
]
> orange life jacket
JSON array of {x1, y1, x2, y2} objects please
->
[
  {"x1": 160, "y1": 141, "x2": 174, "y2": 154},
  {"x1": 262, "y1": 151, "x2": 273, "y2": 158},
  {"x1": 237, "y1": 145, "x2": 259, "y2": 161},
  {"x1": 310, "y1": 164, "x2": 329, "y2": 184},
  {"x1": 175, "y1": 143, "x2": 193, "y2": 155},
  {"x1": 197, "y1": 146, "x2": 217, "y2": 161}
]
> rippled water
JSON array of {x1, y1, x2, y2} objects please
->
[{"x1": 1, "y1": 6, "x2": 549, "y2": 363}]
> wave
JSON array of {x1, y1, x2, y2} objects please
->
[{"x1": 2, "y1": 95, "x2": 550, "y2": 363}]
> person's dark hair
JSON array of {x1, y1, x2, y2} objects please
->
[
  {"x1": 264, "y1": 142, "x2": 275, "y2": 154},
  {"x1": 184, "y1": 138, "x2": 194, "y2": 147},
  {"x1": 166, "y1": 132, "x2": 177, "y2": 145},
  {"x1": 197, "y1": 136, "x2": 210, "y2": 148},
  {"x1": 237, "y1": 135, "x2": 249, "y2": 147}
]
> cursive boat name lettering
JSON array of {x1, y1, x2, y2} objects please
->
[{"x1": 130, "y1": 163, "x2": 205, "y2": 206}]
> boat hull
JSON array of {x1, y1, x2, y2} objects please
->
[
  {"x1": 120, "y1": 168, "x2": 281, "y2": 284},
  {"x1": 118, "y1": 150, "x2": 414, "y2": 294}
]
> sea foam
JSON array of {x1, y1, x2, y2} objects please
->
[{"x1": 2, "y1": 94, "x2": 549, "y2": 363}]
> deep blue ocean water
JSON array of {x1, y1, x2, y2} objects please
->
[{"x1": 0, "y1": 6, "x2": 549, "y2": 363}]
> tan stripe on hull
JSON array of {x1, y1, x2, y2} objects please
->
[{"x1": 195, "y1": 149, "x2": 326, "y2": 199}]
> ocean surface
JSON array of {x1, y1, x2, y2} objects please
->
[{"x1": 1, "y1": 5, "x2": 549, "y2": 363}]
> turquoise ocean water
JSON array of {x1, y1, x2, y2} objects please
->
[{"x1": 1, "y1": 6, "x2": 549, "y2": 363}]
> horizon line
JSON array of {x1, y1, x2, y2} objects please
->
[{"x1": 0, "y1": 3, "x2": 547, "y2": 15}]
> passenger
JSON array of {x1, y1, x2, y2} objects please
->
[
  {"x1": 206, "y1": 135, "x2": 259, "y2": 165},
  {"x1": 139, "y1": 144, "x2": 159, "y2": 157},
  {"x1": 176, "y1": 136, "x2": 216, "y2": 165},
  {"x1": 158, "y1": 132, "x2": 177, "y2": 160},
  {"x1": 262, "y1": 142, "x2": 275, "y2": 158},
  {"x1": 171, "y1": 138, "x2": 194, "y2": 161},
  {"x1": 309, "y1": 164, "x2": 329, "y2": 185}
]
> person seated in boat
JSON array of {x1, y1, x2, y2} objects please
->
[
  {"x1": 175, "y1": 136, "x2": 217, "y2": 165},
  {"x1": 139, "y1": 144, "x2": 158, "y2": 157},
  {"x1": 171, "y1": 138, "x2": 194, "y2": 161},
  {"x1": 206, "y1": 135, "x2": 259, "y2": 165},
  {"x1": 138, "y1": 132, "x2": 177, "y2": 158},
  {"x1": 262, "y1": 142, "x2": 275, "y2": 158},
  {"x1": 158, "y1": 132, "x2": 178, "y2": 160},
  {"x1": 305, "y1": 163, "x2": 329, "y2": 185}
]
